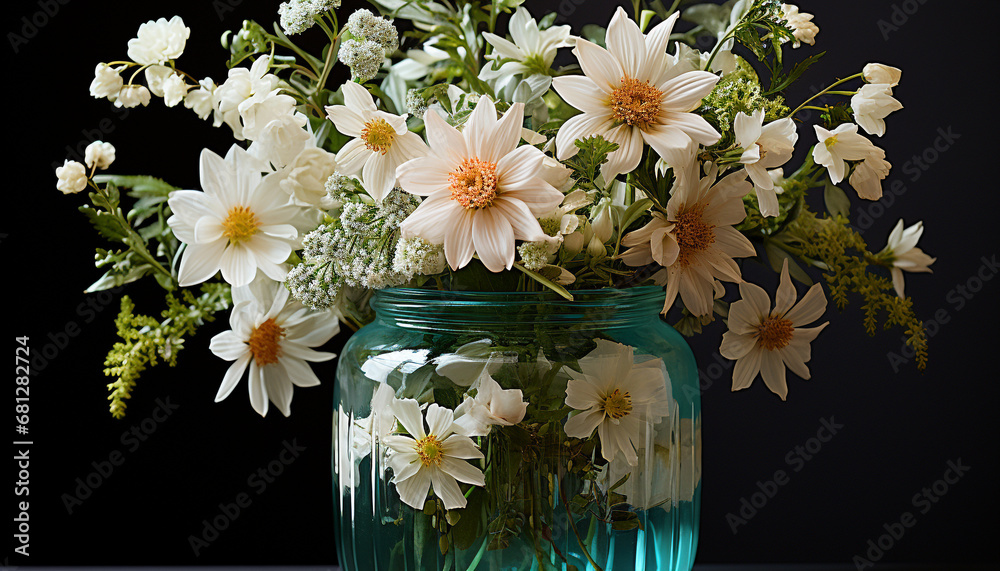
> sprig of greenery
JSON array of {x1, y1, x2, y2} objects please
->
[
  {"x1": 105, "y1": 284, "x2": 231, "y2": 418},
  {"x1": 565, "y1": 135, "x2": 620, "y2": 189}
]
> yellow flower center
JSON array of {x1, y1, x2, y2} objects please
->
[
  {"x1": 248, "y1": 318, "x2": 285, "y2": 366},
  {"x1": 222, "y1": 205, "x2": 260, "y2": 245},
  {"x1": 755, "y1": 316, "x2": 795, "y2": 351},
  {"x1": 603, "y1": 388, "x2": 633, "y2": 420},
  {"x1": 415, "y1": 434, "x2": 444, "y2": 467},
  {"x1": 362, "y1": 118, "x2": 396, "y2": 155},
  {"x1": 824, "y1": 135, "x2": 839, "y2": 149},
  {"x1": 449, "y1": 157, "x2": 499, "y2": 209},
  {"x1": 609, "y1": 76, "x2": 664, "y2": 130},
  {"x1": 672, "y1": 205, "x2": 716, "y2": 268}
]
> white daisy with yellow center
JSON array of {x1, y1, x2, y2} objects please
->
[
  {"x1": 167, "y1": 145, "x2": 317, "y2": 287},
  {"x1": 563, "y1": 340, "x2": 672, "y2": 466},
  {"x1": 720, "y1": 260, "x2": 829, "y2": 400},
  {"x1": 325, "y1": 81, "x2": 428, "y2": 202},
  {"x1": 209, "y1": 277, "x2": 339, "y2": 417},
  {"x1": 552, "y1": 7, "x2": 722, "y2": 182},
  {"x1": 382, "y1": 399, "x2": 486, "y2": 510}
]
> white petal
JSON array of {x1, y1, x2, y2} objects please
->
[
  {"x1": 552, "y1": 76, "x2": 608, "y2": 114},
  {"x1": 573, "y1": 39, "x2": 623, "y2": 94},
  {"x1": 759, "y1": 350, "x2": 788, "y2": 400},
  {"x1": 444, "y1": 208, "x2": 477, "y2": 270},
  {"x1": 215, "y1": 353, "x2": 251, "y2": 402},
  {"x1": 178, "y1": 240, "x2": 226, "y2": 287},
  {"x1": 472, "y1": 207, "x2": 515, "y2": 272}
]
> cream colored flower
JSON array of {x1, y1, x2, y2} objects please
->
[
  {"x1": 90, "y1": 64, "x2": 124, "y2": 99},
  {"x1": 127, "y1": 15, "x2": 190, "y2": 65},
  {"x1": 780, "y1": 4, "x2": 818, "y2": 48},
  {"x1": 552, "y1": 7, "x2": 721, "y2": 182},
  {"x1": 325, "y1": 81, "x2": 428, "y2": 202},
  {"x1": 396, "y1": 96, "x2": 564, "y2": 272},
  {"x1": 851, "y1": 83, "x2": 903, "y2": 137},
  {"x1": 720, "y1": 260, "x2": 828, "y2": 400},
  {"x1": 453, "y1": 369, "x2": 529, "y2": 436},
  {"x1": 209, "y1": 277, "x2": 339, "y2": 417},
  {"x1": 735, "y1": 110, "x2": 797, "y2": 217},
  {"x1": 384, "y1": 400, "x2": 486, "y2": 510},
  {"x1": 563, "y1": 340, "x2": 671, "y2": 466},
  {"x1": 880, "y1": 219, "x2": 936, "y2": 298},
  {"x1": 84, "y1": 141, "x2": 116, "y2": 170},
  {"x1": 813, "y1": 123, "x2": 890, "y2": 199},
  {"x1": 863, "y1": 63, "x2": 902, "y2": 87},
  {"x1": 56, "y1": 160, "x2": 87, "y2": 194},
  {"x1": 480, "y1": 7, "x2": 574, "y2": 83},
  {"x1": 115, "y1": 84, "x2": 151, "y2": 108},
  {"x1": 621, "y1": 162, "x2": 755, "y2": 316}
]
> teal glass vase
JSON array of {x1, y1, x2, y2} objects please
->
[{"x1": 333, "y1": 287, "x2": 701, "y2": 571}]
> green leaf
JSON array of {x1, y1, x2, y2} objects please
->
[
  {"x1": 580, "y1": 24, "x2": 606, "y2": 48},
  {"x1": 511, "y1": 264, "x2": 573, "y2": 300},
  {"x1": 619, "y1": 198, "x2": 654, "y2": 234},
  {"x1": 565, "y1": 135, "x2": 619, "y2": 188},
  {"x1": 765, "y1": 242, "x2": 813, "y2": 286},
  {"x1": 85, "y1": 264, "x2": 153, "y2": 293},
  {"x1": 94, "y1": 175, "x2": 179, "y2": 197},
  {"x1": 79, "y1": 205, "x2": 129, "y2": 242},
  {"x1": 823, "y1": 181, "x2": 851, "y2": 218}
]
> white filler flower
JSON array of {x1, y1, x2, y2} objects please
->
[
  {"x1": 55, "y1": 160, "x2": 87, "y2": 194},
  {"x1": 326, "y1": 81, "x2": 427, "y2": 202},
  {"x1": 383, "y1": 400, "x2": 486, "y2": 510},
  {"x1": 84, "y1": 141, "x2": 116, "y2": 170},
  {"x1": 563, "y1": 340, "x2": 671, "y2": 466},
  {"x1": 720, "y1": 260, "x2": 828, "y2": 400},
  {"x1": 553, "y1": 7, "x2": 721, "y2": 182},
  {"x1": 167, "y1": 145, "x2": 314, "y2": 287},
  {"x1": 127, "y1": 15, "x2": 190, "y2": 65},
  {"x1": 210, "y1": 277, "x2": 338, "y2": 417},
  {"x1": 396, "y1": 96, "x2": 563, "y2": 272}
]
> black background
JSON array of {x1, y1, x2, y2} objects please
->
[{"x1": 5, "y1": 0, "x2": 998, "y2": 567}]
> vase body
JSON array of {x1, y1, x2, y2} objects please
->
[{"x1": 333, "y1": 287, "x2": 701, "y2": 571}]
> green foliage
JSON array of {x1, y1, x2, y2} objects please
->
[
  {"x1": 791, "y1": 209, "x2": 929, "y2": 370},
  {"x1": 105, "y1": 284, "x2": 231, "y2": 418},
  {"x1": 700, "y1": 61, "x2": 789, "y2": 143},
  {"x1": 565, "y1": 135, "x2": 620, "y2": 189}
]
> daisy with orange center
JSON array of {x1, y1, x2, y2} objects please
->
[
  {"x1": 209, "y1": 278, "x2": 339, "y2": 417},
  {"x1": 620, "y1": 155, "x2": 756, "y2": 317},
  {"x1": 720, "y1": 260, "x2": 830, "y2": 400},
  {"x1": 325, "y1": 81, "x2": 428, "y2": 202},
  {"x1": 395, "y1": 96, "x2": 564, "y2": 272},
  {"x1": 552, "y1": 7, "x2": 722, "y2": 182}
]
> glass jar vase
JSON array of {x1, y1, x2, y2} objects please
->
[{"x1": 333, "y1": 287, "x2": 701, "y2": 571}]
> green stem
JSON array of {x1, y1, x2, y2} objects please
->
[
  {"x1": 787, "y1": 73, "x2": 864, "y2": 118},
  {"x1": 558, "y1": 480, "x2": 604, "y2": 571},
  {"x1": 463, "y1": 539, "x2": 488, "y2": 571}
]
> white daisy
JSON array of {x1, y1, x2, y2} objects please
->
[
  {"x1": 552, "y1": 7, "x2": 721, "y2": 182},
  {"x1": 167, "y1": 145, "x2": 315, "y2": 287},
  {"x1": 621, "y1": 162, "x2": 755, "y2": 316},
  {"x1": 734, "y1": 110, "x2": 798, "y2": 217},
  {"x1": 563, "y1": 339, "x2": 672, "y2": 466},
  {"x1": 396, "y1": 96, "x2": 564, "y2": 272},
  {"x1": 880, "y1": 219, "x2": 936, "y2": 299},
  {"x1": 720, "y1": 260, "x2": 829, "y2": 400},
  {"x1": 209, "y1": 277, "x2": 339, "y2": 417},
  {"x1": 383, "y1": 400, "x2": 486, "y2": 510},
  {"x1": 325, "y1": 81, "x2": 428, "y2": 202}
]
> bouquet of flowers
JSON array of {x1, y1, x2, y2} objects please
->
[{"x1": 56, "y1": 0, "x2": 934, "y2": 567}]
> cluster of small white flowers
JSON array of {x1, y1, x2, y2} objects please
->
[
  {"x1": 518, "y1": 241, "x2": 550, "y2": 272},
  {"x1": 338, "y1": 10, "x2": 398, "y2": 82},
  {"x1": 278, "y1": 0, "x2": 341, "y2": 35},
  {"x1": 338, "y1": 39, "x2": 386, "y2": 83},
  {"x1": 346, "y1": 9, "x2": 399, "y2": 53},
  {"x1": 84, "y1": 141, "x2": 116, "y2": 170},
  {"x1": 393, "y1": 237, "x2": 446, "y2": 278},
  {"x1": 324, "y1": 171, "x2": 354, "y2": 203},
  {"x1": 406, "y1": 88, "x2": 428, "y2": 119},
  {"x1": 286, "y1": 228, "x2": 343, "y2": 310},
  {"x1": 55, "y1": 161, "x2": 88, "y2": 194}
]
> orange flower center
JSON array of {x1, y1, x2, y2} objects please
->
[
  {"x1": 222, "y1": 205, "x2": 260, "y2": 245},
  {"x1": 610, "y1": 76, "x2": 664, "y2": 130},
  {"x1": 449, "y1": 157, "x2": 499, "y2": 209},
  {"x1": 362, "y1": 118, "x2": 396, "y2": 155},
  {"x1": 603, "y1": 388, "x2": 633, "y2": 420},
  {"x1": 672, "y1": 205, "x2": 715, "y2": 268},
  {"x1": 756, "y1": 316, "x2": 795, "y2": 351},
  {"x1": 415, "y1": 434, "x2": 444, "y2": 467},
  {"x1": 248, "y1": 318, "x2": 285, "y2": 366}
]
